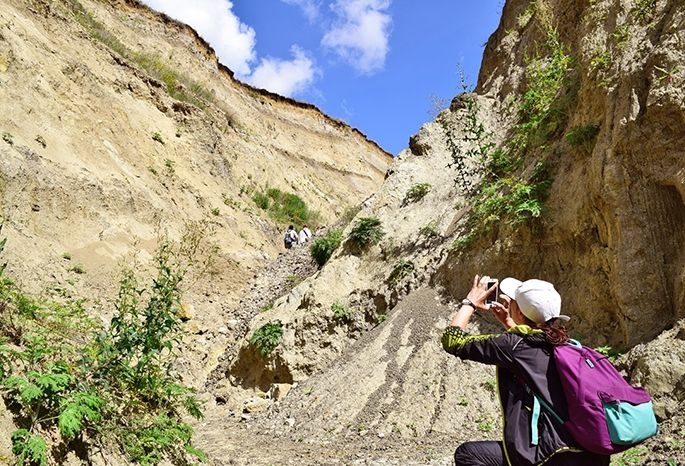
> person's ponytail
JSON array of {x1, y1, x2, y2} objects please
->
[{"x1": 539, "y1": 319, "x2": 569, "y2": 346}]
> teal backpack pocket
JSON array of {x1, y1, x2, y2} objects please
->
[{"x1": 603, "y1": 400, "x2": 658, "y2": 445}]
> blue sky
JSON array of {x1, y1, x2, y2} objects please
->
[{"x1": 140, "y1": 1, "x2": 504, "y2": 155}]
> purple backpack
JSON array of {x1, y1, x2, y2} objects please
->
[{"x1": 533, "y1": 340, "x2": 658, "y2": 454}]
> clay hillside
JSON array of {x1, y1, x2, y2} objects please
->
[{"x1": 1, "y1": 0, "x2": 685, "y2": 465}]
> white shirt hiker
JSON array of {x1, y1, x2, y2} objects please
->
[{"x1": 298, "y1": 226, "x2": 312, "y2": 244}]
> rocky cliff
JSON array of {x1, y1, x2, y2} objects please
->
[
  {"x1": 461, "y1": 0, "x2": 685, "y2": 348},
  {"x1": 216, "y1": 0, "x2": 685, "y2": 464},
  {"x1": 0, "y1": 0, "x2": 390, "y2": 461},
  {"x1": 0, "y1": 0, "x2": 390, "y2": 379}
]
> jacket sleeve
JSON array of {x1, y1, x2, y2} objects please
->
[{"x1": 441, "y1": 325, "x2": 516, "y2": 369}]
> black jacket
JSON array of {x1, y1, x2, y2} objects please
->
[{"x1": 442, "y1": 325, "x2": 587, "y2": 465}]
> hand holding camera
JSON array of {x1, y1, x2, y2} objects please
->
[{"x1": 464, "y1": 275, "x2": 499, "y2": 311}]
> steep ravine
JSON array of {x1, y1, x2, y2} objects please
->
[
  {"x1": 214, "y1": 0, "x2": 685, "y2": 464},
  {"x1": 1, "y1": 0, "x2": 684, "y2": 464}
]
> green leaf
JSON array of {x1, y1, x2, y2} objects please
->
[
  {"x1": 185, "y1": 444, "x2": 208, "y2": 461},
  {"x1": 20, "y1": 384, "x2": 43, "y2": 402},
  {"x1": 58, "y1": 391, "x2": 103, "y2": 438},
  {"x1": 11, "y1": 429, "x2": 48, "y2": 466},
  {"x1": 183, "y1": 394, "x2": 204, "y2": 420},
  {"x1": 35, "y1": 372, "x2": 71, "y2": 394},
  {"x1": 4, "y1": 375, "x2": 28, "y2": 390},
  {"x1": 58, "y1": 407, "x2": 83, "y2": 439},
  {"x1": 5, "y1": 376, "x2": 44, "y2": 403}
]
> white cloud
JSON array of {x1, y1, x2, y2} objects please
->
[
  {"x1": 322, "y1": 0, "x2": 392, "y2": 74},
  {"x1": 140, "y1": 0, "x2": 256, "y2": 75},
  {"x1": 139, "y1": 0, "x2": 320, "y2": 97},
  {"x1": 280, "y1": 0, "x2": 322, "y2": 22},
  {"x1": 247, "y1": 46, "x2": 318, "y2": 98}
]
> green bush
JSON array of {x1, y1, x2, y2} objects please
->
[
  {"x1": 515, "y1": 27, "x2": 573, "y2": 151},
  {"x1": 285, "y1": 275, "x2": 302, "y2": 286},
  {"x1": 471, "y1": 176, "x2": 549, "y2": 228},
  {"x1": 251, "y1": 186, "x2": 319, "y2": 226},
  {"x1": 249, "y1": 321, "x2": 283, "y2": 357},
  {"x1": 348, "y1": 217, "x2": 385, "y2": 250},
  {"x1": 418, "y1": 222, "x2": 439, "y2": 238},
  {"x1": 68, "y1": 264, "x2": 85, "y2": 274},
  {"x1": 331, "y1": 302, "x2": 350, "y2": 321},
  {"x1": 565, "y1": 123, "x2": 600, "y2": 152},
  {"x1": 450, "y1": 232, "x2": 477, "y2": 253},
  {"x1": 252, "y1": 192, "x2": 269, "y2": 210},
  {"x1": 595, "y1": 345, "x2": 622, "y2": 363},
  {"x1": 487, "y1": 147, "x2": 520, "y2": 179},
  {"x1": 386, "y1": 260, "x2": 415, "y2": 288},
  {"x1": 631, "y1": 0, "x2": 656, "y2": 23},
  {"x1": 403, "y1": 183, "x2": 432, "y2": 204},
  {"x1": 310, "y1": 229, "x2": 343, "y2": 266},
  {"x1": 258, "y1": 303, "x2": 273, "y2": 313},
  {"x1": 11, "y1": 429, "x2": 48, "y2": 466},
  {"x1": 0, "y1": 235, "x2": 205, "y2": 466}
]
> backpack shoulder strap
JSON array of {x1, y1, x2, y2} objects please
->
[
  {"x1": 524, "y1": 342, "x2": 575, "y2": 445},
  {"x1": 567, "y1": 338, "x2": 582, "y2": 348}
]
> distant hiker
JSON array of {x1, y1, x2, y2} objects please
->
[
  {"x1": 298, "y1": 224, "x2": 312, "y2": 244},
  {"x1": 284, "y1": 225, "x2": 297, "y2": 249},
  {"x1": 441, "y1": 275, "x2": 611, "y2": 466}
]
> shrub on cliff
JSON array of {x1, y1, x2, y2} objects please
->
[
  {"x1": 310, "y1": 229, "x2": 343, "y2": 266},
  {"x1": 0, "y1": 233, "x2": 205, "y2": 466},
  {"x1": 348, "y1": 217, "x2": 385, "y2": 250}
]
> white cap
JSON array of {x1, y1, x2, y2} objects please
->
[{"x1": 499, "y1": 278, "x2": 569, "y2": 324}]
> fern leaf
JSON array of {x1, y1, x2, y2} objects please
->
[
  {"x1": 20, "y1": 383, "x2": 43, "y2": 402},
  {"x1": 4, "y1": 375, "x2": 28, "y2": 390},
  {"x1": 58, "y1": 406, "x2": 82, "y2": 439},
  {"x1": 185, "y1": 444, "x2": 208, "y2": 461},
  {"x1": 25, "y1": 433, "x2": 48, "y2": 466},
  {"x1": 58, "y1": 391, "x2": 104, "y2": 438},
  {"x1": 11, "y1": 429, "x2": 48, "y2": 466},
  {"x1": 183, "y1": 395, "x2": 204, "y2": 420},
  {"x1": 35, "y1": 372, "x2": 71, "y2": 393}
]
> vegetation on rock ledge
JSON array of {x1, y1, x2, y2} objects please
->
[{"x1": 445, "y1": 4, "x2": 573, "y2": 252}]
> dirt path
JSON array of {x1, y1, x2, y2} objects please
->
[
  {"x1": 193, "y1": 277, "x2": 685, "y2": 466},
  {"x1": 195, "y1": 286, "x2": 495, "y2": 466},
  {"x1": 194, "y1": 406, "x2": 457, "y2": 466}
]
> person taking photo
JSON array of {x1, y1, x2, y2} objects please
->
[{"x1": 441, "y1": 275, "x2": 610, "y2": 466}]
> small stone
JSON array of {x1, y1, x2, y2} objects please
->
[
  {"x1": 243, "y1": 397, "x2": 270, "y2": 413},
  {"x1": 178, "y1": 303, "x2": 194, "y2": 321}
]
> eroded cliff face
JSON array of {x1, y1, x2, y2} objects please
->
[
  {"x1": 236, "y1": 0, "x2": 685, "y2": 390},
  {"x1": 440, "y1": 0, "x2": 685, "y2": 348},
  {"x1": 0, "y1": 0, "x2": 390, "y2": 379}
]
